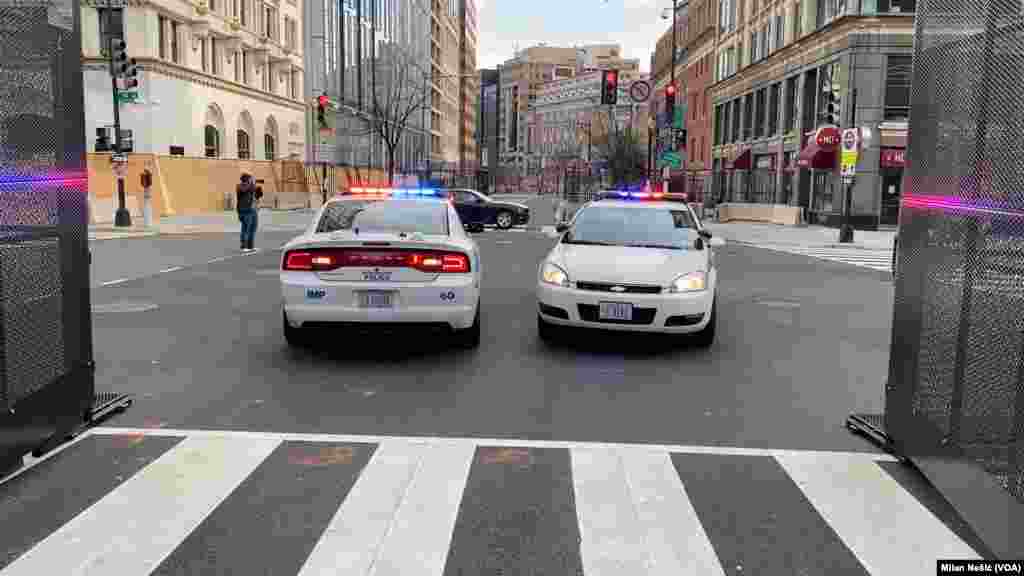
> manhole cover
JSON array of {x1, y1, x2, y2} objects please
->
[{"x1": 92, "y1": 302, "x2": 159, "y2": 313}]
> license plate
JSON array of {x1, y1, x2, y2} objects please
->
[
  {"x1": 359, "y1": 291, "x2": 393, "y2": 308},
  {"x1": 599, "y1": 301, "x2": 633, "y2": 321},
  {"x1": 363, "y1": 271, "x2": 392, "y2": 282}
]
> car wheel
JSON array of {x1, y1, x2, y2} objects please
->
[
  {"x1": 496, "y1": 210, "x2": 514, "y2": 230},
  {"x1": 537, "y1": 313, "x2": 558, "y2": 343},
  {"x1": 453, "y1": 304, "x2": 481, "y2": 349},
  {"x1": 283, "y1": 310, "x2": 307, "y2": 348},
  {"x1": 692, "y1": 298, "x2": 716, "y2": 348}
]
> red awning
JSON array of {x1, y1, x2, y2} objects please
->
[
  {"x1": 797, "y1": 141, "x2": 837, "y2": 170},
  {"x1": 729, "y1": 148, "x2": 752, "y2": 170}
]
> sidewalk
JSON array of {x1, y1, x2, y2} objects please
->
[
  {"x1": 90, "y1": 208, "x2": 316, "y2": 240},
  {"x1": 704, "y1": 221, "x2": 897, "y2": 251}
]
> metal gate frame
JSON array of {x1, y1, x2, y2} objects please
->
[
  {"x1": 847, "y1": 0, "x2": 1024, "y2": 558},
  {"x1": 0, "y1": 1, "x2": 130, "y2": 477}
]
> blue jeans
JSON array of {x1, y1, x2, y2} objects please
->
[{"x1": 239, "y1": 209, "x2": 257, "y2": 249}]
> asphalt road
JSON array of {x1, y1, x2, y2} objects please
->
[
  {"x1": 0, "y1": 198, "x2": 990, "y2": 574},
  {"x1": 86, "y1": 197, "x2": 892, "y2": 451}
]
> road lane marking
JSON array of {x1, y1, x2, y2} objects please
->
[
  {"x1": 88, "y1": 427, "x2": 898, "y2": 461},
  {"x1": 296, "y1": 440, "x2": 421, "y2": 576},
  {"x1": 0, "y1": 435, "x2": 280, "y2": 576},
  {"x1": 775, "y1": 453, "x2": 982, "y2": 574},
  {"x1": 100, "y1": 278, "x2": 131, "y2": 286},
  {"x1": 158, "y1": 266, "x2": 183, "y2": 273},
  {"x1": 364, "y1": 442, "x2": 473, "y2": 575},
  {"x1": 621, "y1": 450, "x2": 726, "y2": 575},
  {"x1": 94, "y1": 249, "x2": 276, "y2": 287}
]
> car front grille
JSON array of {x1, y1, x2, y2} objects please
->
[{"x1": 575, "y1": 281, "x2": 663, "y2": 294}]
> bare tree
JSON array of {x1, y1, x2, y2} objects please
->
[
  {"x1": 355, "y1": 45, "x2": 431, "y2": 185},
  {"x1": 592, "y1": 110, "x2": 646, "y2": 187}
]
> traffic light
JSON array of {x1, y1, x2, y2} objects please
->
[
  {"x1": 110, "y1": 39, "x2": 139, "y2": 89},
  {"x1": 823, "y1": 89, "x2": 841, "y2": 126},
  {"x1": 601, "y1": 70, "x2": 619, "y2": 105},
  {"x1": 316, "y1": 94, "x2": 328, "y2": 129},
  {"x1": 665, "y1": 84, "x2": 676, "y2": 126}
]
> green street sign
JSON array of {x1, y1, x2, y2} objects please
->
[{"x1": 116, "y1": 91, "x2": 138, "y2": 103}]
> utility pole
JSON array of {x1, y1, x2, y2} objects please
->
[{"x1": 108, "y1": 31, "x2": 137, "y2": 228}]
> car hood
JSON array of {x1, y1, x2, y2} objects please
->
[{"x1": 547, "y1": 243, "x2": 707, "y2": 285}]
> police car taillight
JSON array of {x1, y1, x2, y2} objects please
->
[{"x1": 283, "y1": 248, "x2": 469, "y2": 273}]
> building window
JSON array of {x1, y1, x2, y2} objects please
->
[
  {"x1": 784, "y1": 76, "x2": 797, "y2": 132},
  {"x1": 158, "y1": 15, "x2": 166, "y2": 59},
  {"x1": 204, "y1": 125, "x2": 220, "y2": 157},
  {"x1": 743, "y1": 94, "x2": 753, "y2": 140},
  {"x1": 755, "y1": 89, "x2": 765, "y2": 137},
  {"x1": 749, "y1": 32, "x2": 756, "y2": 63},
  {"x1": 242, "y1": 51, "x2": 249, "y2": 83},
  {"x1": 264, "y1": 134, "x2": 275, "y2": 160},
  {"x1": 875, "y1": 0, "x2": 916, "y2": 12},
  {"x1": 732, "y1": 99, "x2": 741, "y2": 142},
  {"x1": 792, "y1": 2, "x2": 802, "y2": 40},
  {"x1": 171, "y1": 21, "x2": 180, "y2": 63},
  {"x1": 200, "y1": 38, "x2": 208, "y2": 71},
  {"x1": 262, "y1": 63, "x2": 269, "y2": 91},
  {"x1": 714, "y1": 104, "x2": 723, "y2": 145},
  {"x1": 769, "y1": 83, "x2": 780, "y2": 135},
  {"x1": 211, "y1": 38, "x2": 219, "y2": 74},
  {"x1": 240, "y1": 0, "x2": 248, "y2": 26},
  {"x1": 290, "y1": 69, "x2": 298, "y2": 98},
  {"x1": 237, "y1": 130, "x2": 250, "y2": 159},
  {"x1": 884, "y1": 55, "x2": 912, "y2": 121},
  {"x1": 775, "y1": 15, "x2": 783, "y2": 48}
]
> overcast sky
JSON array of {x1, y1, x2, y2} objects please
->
[{"x1": 476, "y1": 0, "x2": 674, "y2": 73}]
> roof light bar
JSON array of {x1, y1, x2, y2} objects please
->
[
  {"x1": 347, "y1": 187, "x2": 442, "y2": 197},
  {"x1": 607, "y1": 191, "x2": 665, "y2": 200}
]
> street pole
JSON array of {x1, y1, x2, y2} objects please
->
[{"x1": 110, "y1": 34, "x2": 131, "y2": 228}]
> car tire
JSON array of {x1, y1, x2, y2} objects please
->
[
  {"x1": 453, "y1": 304, "x2": 481, "y2": 349},
  {"x1": 692, "y1": 298, "x2": 716, "y2": 348},
  {"x1": 537, "y1": 313, "x2": 558, "y2": 343},
  {"x1": 496, "y1": 210, "x2": 514, "y2": 230},
  {"x1": 283, "y1": 310, "x2": 307, "y2": 348}
]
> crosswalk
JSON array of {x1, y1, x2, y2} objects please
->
[
  {"x1": 0, "y1": 427, "x2": 981, "y2": 575},
  {"x1": 750, "y1": 243, "x2": 894, "y2": 273}
]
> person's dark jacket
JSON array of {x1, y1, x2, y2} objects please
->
[{"x1": 236, "y1": 181, "x2": 263, "y2": 211}]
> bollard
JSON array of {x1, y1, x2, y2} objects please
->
[{"x1": 140, "y1": 168, "x2": 153, "y2": 228}]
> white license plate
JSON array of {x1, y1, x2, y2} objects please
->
[
  {"x1": 599, "y1": 301, "x2": 633, "y2": 321},
  {"x1": 359, "y1": 291, "x2": 394, "y2": 308},
  {"x1": 363, "y1": 271, "x2": 392, "y2": 281}
]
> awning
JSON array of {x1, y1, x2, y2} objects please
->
[
  {"x1": 729, "y1": 148, "x2": 752, "y2": 170},
  {"x1": 797, "y1": 141, "x2": 837, "y2": 170}
]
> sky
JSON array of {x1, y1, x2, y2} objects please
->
[{"x1": 475, "y1": 0, "x2": 674, "y2": 73}]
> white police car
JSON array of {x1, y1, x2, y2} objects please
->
[
  {"x1": 280, "y1": 187, "x2": 483, "y2": 349},
  {"x1": 536, "y1": 190, "x2": 724, "y2": 346}
]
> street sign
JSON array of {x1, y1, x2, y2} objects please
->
[
  {"x1": 629, "y1": 80, "x2": 651, "y2": 103},
  {"x1": 814, "y1": 126, "x2": 841, "y2": 148},
  {"x1": 116, "y1": 91, "x2": 138, "y2": 103}
]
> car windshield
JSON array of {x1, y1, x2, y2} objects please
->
[
  {"x1": 562, "y1": 205, "x2": 696, "y2": 250},
  {"x1": 316, "y1": 199, "x2": 449, "y2": 235}
]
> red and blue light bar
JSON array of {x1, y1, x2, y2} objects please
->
[
  {"x1": 346, "y1": 187, "x2": 443, "y2": 198},
  {"x1": 604, "y1": 190, "x2": 665, "y2": 200}
]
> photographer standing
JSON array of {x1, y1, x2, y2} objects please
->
[{"x1": 236, "y1": 173, "x2": 263, "y2": 252}]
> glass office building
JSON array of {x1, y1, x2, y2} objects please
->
[{"x1": 304, "y1": 0, "x2": 431, "y2": 169}]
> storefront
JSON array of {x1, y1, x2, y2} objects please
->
[{"x1": 879, "y1": 147, "x2": 906, "y2": 226}]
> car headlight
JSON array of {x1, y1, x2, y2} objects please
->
[
  {"x1": 541, "y1": 262, "x2": 570, "y2": 287},
  {"x1": 669, "y1": 271, "x2": 707, "y2": 293}
]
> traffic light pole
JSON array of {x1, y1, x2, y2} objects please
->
[{"x1": 110, "y1": 34, "x2": 131, "y2": 228}]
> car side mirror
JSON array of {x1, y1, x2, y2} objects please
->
[
  {"x1": 555, "y1": 222, "x2": 569, "y2": 233},
  {"x1": 694, "y1": 237, "x2": 705, "y2": 250},
  {"x1": 699, "y1": 229, "x2": 712, "y2": 239},
  {"x1": 464, "y1": 222, "x2": 485, "y2": 233}
]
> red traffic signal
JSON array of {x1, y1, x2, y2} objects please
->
[
  {"x1": 317, "y1": 94, "x2": 329, "y2": 108},
  {"x1": 604, "y1": 71, "x2": 618, "y2": 87},
  {"x1": 666, "y1": 84, "x2": 676, "y2": 97}
]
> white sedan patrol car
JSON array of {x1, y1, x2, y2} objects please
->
[
  {"x1": 280, "y1": 187, "x2": 483, "y2": 349},
  {"x1": 536, "y1": 191, "x2": 724, "y2": 346}
]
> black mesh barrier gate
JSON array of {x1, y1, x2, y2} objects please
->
[
  {"x1": 0, "y1": 0, "x2": 130, "y2": 476},
  {"x1": 847, "y1": 0, "x2": 1024, "y2": 559}
]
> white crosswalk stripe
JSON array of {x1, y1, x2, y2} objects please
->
[
  {"x1": 0, "y1": 428, "x2": 981, "y2": 575},
  {"x1": 750, "y1": 243, "x2": 894, "y2": 273}
]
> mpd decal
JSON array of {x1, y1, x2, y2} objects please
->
[
  {"x1": 306, "y1": 288, "x2": 326, "y2": 300},
  {"x1": 440, "y1": 290, "x2": 457, "y2": 301}
]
